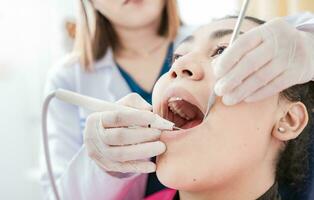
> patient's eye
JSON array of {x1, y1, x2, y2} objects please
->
[
  {"x1": 211, "y1": 45, "x2": 227, "y2": 57},
  {"x1": 172, "y1": 53, "x2": 182, "y2": 63}
]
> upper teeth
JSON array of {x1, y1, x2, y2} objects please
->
[
  {"x1": 168, "y1": 97, "x2": 183, "y2": 103},
  {"x1": 168, "y1": 97, "x2": 191, "y2": 120}
]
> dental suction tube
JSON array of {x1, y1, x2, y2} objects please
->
[
  {"x1": 42, "y1": 89, "x2": 131, "y2": 200},
  {"x1": 42, "y1": 89, "x2": 135, "y2": 200},
  {"x1": 42, "y1": 92, "x2": 60, "y2": 200}
]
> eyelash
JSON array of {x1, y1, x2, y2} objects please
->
[
  {"x1": 172, "y1": 45, "x2": 227, "y2": 64},
  {"x1": 172, "y1": 54, "x2": 182, "y2": 63},
  {"x1": 211, "y1": 45, "x2": 227, "y2": 57}
]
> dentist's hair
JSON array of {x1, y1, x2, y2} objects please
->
[
  {"x1": 224, "y1": 15, "x2": 314, "y2": 199},
  {"x1": 74, "y1": 0, "x2": 180, "y2": 70}
]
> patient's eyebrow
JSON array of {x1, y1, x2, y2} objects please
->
[
  {"x1": 179, "y1": 29, "x2": 244, "y2": 46},
  {"x1": 210, "y1": 29, "x2": 244, "y2": 40},
  {"x1": 179, "y1": 35, "x2": 194, "y2": 45}
]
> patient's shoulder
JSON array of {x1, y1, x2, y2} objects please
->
[{"x1": 145, "y1": 189, "x2": 177, "y2": 200}]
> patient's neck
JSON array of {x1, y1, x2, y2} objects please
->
[{"x1": 179, "y1": 163, "x2": 275, "y2": 200}]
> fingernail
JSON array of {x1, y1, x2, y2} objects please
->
[
  {"x1": 222, "y1": 95, "x2": 237, "y2": 106},
  {"x1": 144, "y1": 164, "x2": 156, "y2": 173}
]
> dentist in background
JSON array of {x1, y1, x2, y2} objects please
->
[{"x1": 41, "y1": 0, "x2": 192, "y2": 199}]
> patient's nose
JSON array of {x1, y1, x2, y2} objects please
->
[{"x1": 169, "y1": 58, "x2": 204, "y2": 80}]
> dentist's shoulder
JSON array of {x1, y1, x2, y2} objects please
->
[{"x1": 47, "y1": 24, "x2": 197, "y2": 92}]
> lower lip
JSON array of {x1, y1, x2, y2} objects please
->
[{"x1": 160, "y1": 120, "x2": 202, "y2": 142}]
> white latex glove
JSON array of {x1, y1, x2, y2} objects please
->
[
  {"x1": 84, "y1": 93, "x2": 167, "y2": 173},
  {"x1": 213, "y1": 18, "x2": 314, "y2": 105}
]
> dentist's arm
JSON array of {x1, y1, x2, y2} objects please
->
[
  {"x1": 213, "y1": 13, "x2": 314, "y2": 105},
  {"x1": 40, "y1": 64, "x2": 149, "y2": 200}
]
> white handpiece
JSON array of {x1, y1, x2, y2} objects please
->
[
  {"x1": 55, "y1": 89, "x2": 135, "y2": 112},
  {"x1": 43, "y1": 89, "x2": 177, "y2": 200},
  {"x1": 55, "y1": 89, "x2": 176, "y2": 130}
]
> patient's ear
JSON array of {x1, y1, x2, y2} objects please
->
[{"x1": 273, "y1": 102, "x2": 308, "y2": 141}]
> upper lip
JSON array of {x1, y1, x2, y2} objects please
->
[{"x1": 159, "y1": 86, "x2": 204, "y2": 118}]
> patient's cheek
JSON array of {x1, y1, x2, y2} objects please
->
[
  {"x1": 152, "y1": 75, "x2": 169, "y2": 109},
  {"x1": 156, "y1": 91, "x2": 279, "y2": 191},
  {"x1": 152, "y1": 80, "x2": 163, "y2": 106}
]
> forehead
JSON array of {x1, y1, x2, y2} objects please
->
[{"x1": 192, "y1": 18, "x2": 259, "y2": 42}]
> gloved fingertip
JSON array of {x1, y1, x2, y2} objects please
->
[
  {"x1": 222, "y1": 95, "x2": 237, "y2": 106},
  {"x1": 144, "y1": 104, "x2": 153, "y2": 111},
  {"x1": 133, "y1": 162, "x2": 156, "y2": 174},
  {"x1": 214, "y1": 82, "x2": 224, "y2": 96},
  {"x1": 140, "y1": 101, "x2": 152, "y2": 111},
  {"x1": 143, "y1": 164, "x2": 156, "y2": 173},
  {"x1": 131, "y1": 93, "x2": 152, "y2": 110},
  {"x1": 155, "y1": 141, "x2": 167, "y2": 152}
]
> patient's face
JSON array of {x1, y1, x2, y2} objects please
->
[{"x1": 152, "y1": 19, "x2": 281, "y2": 191}]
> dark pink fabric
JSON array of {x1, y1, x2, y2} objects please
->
[{"x1": 145, "y1": 189, "x2": 177, "y2": 200}]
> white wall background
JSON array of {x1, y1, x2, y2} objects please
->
[{"x1": 0, "y1": 0, "x2": 237, "y2": 199}]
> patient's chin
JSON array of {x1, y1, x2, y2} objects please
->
[
  {"x1": 156, "y1": 148, "x2": 239, "y2": 193},
  {"x1": 156, "y1": 154, "x2": 181, "y2": 189},
  {"x1": 156, "y1": 154, "x2": 203, "y2": 191}
]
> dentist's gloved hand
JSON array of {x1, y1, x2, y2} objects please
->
[
  {"x1": 84, "y1": 93, "x2": 166, "y2": 174},
  {"x1": 213, "y1": 18, "x2": 314, "y2": 105}
]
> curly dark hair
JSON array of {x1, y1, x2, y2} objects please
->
[
  {"x1": 221, "y1": 16, "x2": 314, "y2": 200},
  {"x1": 277, "y1": 82, "x2": 314, "y2": 199}
]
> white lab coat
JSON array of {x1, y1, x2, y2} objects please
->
[
  {"x1": 40, "y1": 14, "x2": 314, "y2": 200},
  {"x1": 41, "y1": 26, "x2": 195, "y2": 200}
]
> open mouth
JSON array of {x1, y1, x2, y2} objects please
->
[{"x1": 163, "y1": 97, "x2": 204, "y2": 130}]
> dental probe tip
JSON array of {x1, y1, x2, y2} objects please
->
[
  {"x1": 204, "y1": 91, "x2": 217, "y2": 119},
  {"x1": 203, "y1": 0, "x2": 250, "y2": 120},
  {"x1": 173, "y1": 126, "x2": 182, "y2": 130}
]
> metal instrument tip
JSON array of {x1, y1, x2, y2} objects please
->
[{"x1": 173, "y1": 126, "x2": 182, "y2": 130}]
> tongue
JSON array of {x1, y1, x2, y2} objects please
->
[
  {"x1": 180, "y1": 101, "x2": 199, "y2": 119},
  {"x1": 181, "y1": 119, "x2": 202, "y2": 129}
]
